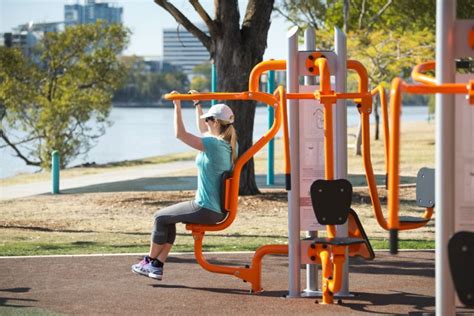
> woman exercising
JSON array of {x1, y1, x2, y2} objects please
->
[{"x1": 132, "y1": 91, "x2": 237, "y2": 280}]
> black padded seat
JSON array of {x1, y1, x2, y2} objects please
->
[
  {"x1": 399, "y1": 216, "x2": 430, "y2": 224},
  {"x1": 448, "y1": 231, "x2": 474, "y2": 307},
  {"x1": 310, "y1": 179, "x2": 353, "y2": 225},
  {"x1": 311, "y1": 237, "x2": 366, "y2": 246}
]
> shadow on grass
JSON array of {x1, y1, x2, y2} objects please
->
[{"x1": 53, "y1": 173, "x2": 416, "y2": 196}]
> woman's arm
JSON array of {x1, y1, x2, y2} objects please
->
[
  {"x1": 189, "y1": 90, "x2": 208, "y2": 135},
  {"x1": 172, "y1": 93, "x2": 204, "y2": 151},
  {"x1": 195, "y1": 103, "x2": 208, "y2": 134}
]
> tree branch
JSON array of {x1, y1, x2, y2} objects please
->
[
  {"x1": 358, "y1": 0, "x2": 366, "y2": 30},
  {"x1": 0, "y1": 130, "x2": 41, "y2": 166},
  {"x1": 188, "y1": 0, "x2": 218, "y2": 37},
  {"x1": 367, "y1": 0, "x2": 393, "y2": 29},
  {"x1": 154, "y1": 0, "x2": 212, "y2": 51}
]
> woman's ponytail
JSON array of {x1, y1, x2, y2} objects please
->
[{"x1": 217, "y1": 120, "x2": 238, "y2": 164}]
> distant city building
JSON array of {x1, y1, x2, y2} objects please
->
[
  {"x1": 163, "y1": 24, "x2": 210, "y2": 75},
  {"x1": 65, "y1": 0, "x2": 123, "y2": 26},
  {"x1": 1, "y1": 22, "x2": 63, "y2": 56}
]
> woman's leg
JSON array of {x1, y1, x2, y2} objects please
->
[
  {"x1": 157, "y1": 243, "x2": 173, "y2": 263},
  {"x1": 150, "y1": 200, "x2": 225, "y2": 259}
]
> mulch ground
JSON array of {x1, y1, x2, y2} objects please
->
[{"x1": 1, "y1": 251, "x2": 472, "y2": 315}]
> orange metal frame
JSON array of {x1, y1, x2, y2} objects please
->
[
  {"x1": 164, "y1": 61, "x2": 290, "y2": 293},
  {"x1": 385, "y1": 61, "x2": 473, "y2": 230},
  {"x1": 163, "y1": 56, "x2": 472, "y2": 296}
]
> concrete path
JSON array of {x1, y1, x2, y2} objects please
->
[
  {"x1": 0, "y1": 161, "x2": 195, "y2": 200},
  {"x1": 0, "y1": 161, "x2": 286, "y2": 200}
]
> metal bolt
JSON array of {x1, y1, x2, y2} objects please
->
[
  {"x1": 462, "y1": 245, "x2": 469, "y2": 252},
  {"x1": 340, "y1": 188, "x2": 344, "y2": 192},
  {"x1": 429, "y1": 200, "x2": 432, "y2": 205},
  {"x1": 338, "y1": 217, "x2": 342, "y2": 221},
  {"x1": 322, "y1": 217, "x2": 326, "y2": 221},
  {"x1": 319, "y1": 189, "x2": 323, "y2": 193},
  {"x1": 467, "y1": 293, "x2": 473, "y2": 299}
]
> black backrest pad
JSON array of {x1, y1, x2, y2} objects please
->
[
  {"x1": 220, "y1": 171, "x2": 232, "y2": 213},
  {"x1": 416, "y1": 167, "x2": 435, "y2": 208},
  {"x1": 310, "y1": 179, "x2": 353, "y2": 225},
  {"x1": 448, "y1": 231, "x2": 474, "y2": 307}
]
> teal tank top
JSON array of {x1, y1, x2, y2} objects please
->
[{"x1": 195, "y1": 137, "x2": 232, "y2": 213}]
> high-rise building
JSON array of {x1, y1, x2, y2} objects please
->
[
  {"x1": 163, "y1": 24, "x2": 210, "y2": 75},
  {"x1": 65, "y1": 0, "x2": 123, "y2": 26},
  {"x1": 1, "y1": 22, "x2": 62, "y2": 56}
]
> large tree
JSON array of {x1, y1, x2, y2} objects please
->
[
  {"x1": 275, "y1": 0, "x2": 439, "y2": 153},
  {"x1": 154, "y1": 0, "x2": 274, "y2": 195},
  {"x1": 0, "y1": 21, "x2": 129, "y2": 169}
]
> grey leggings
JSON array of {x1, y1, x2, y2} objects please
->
[{"x1": 151, "y1": 200, "x2": 226, "y2": 245}]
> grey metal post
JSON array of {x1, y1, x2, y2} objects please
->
[
  {"x1": 334, "y1": 27, "x2": 350, "y2": 295},
  {"x1": 435, "y1": 1, "x2": 456, "y2": 315},
  {"x1": 287, "y1": 26, "x2": 301, "y2": 298},
  {"x1": 303, "y1": 27, "x2": 319, "y2": 294}
]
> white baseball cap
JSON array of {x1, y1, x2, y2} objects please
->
[{"x1": 200, "y1": 103, "x2": 234, "y2": 123}]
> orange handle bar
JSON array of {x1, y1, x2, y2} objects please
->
[
  {"x1": 248, "y1": 60, "x2": 287, "y2": 92},
  {"x1": 386, "y1": 77, "x2": 436, "y2": 230},
  {"x1": 164, "y1": 91, "x2": 279, "y2": 108},
  {"x1": 411, "y1": 61, "x2": 436, "y2": 85}
]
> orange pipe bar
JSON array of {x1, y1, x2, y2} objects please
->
[
  {"x1": 287, "y1": 93, "x2": 316, "y2": 99},
  {"x1": 347, "y1": 60, "x2": 369, "y2": 93},
  {"x1": 164, "y1": 91, "x2": 279, "y2": 108},
  {"x1": 276, "y1": 87, "x2": 291, "y2": 177},
  {"x1": 249, "y1": 60, "x2": 287, "y2": 92},
  {"x1": 316, "y1": 57, "x2": 337, "y2": 238},
  {"x1": 411, "y1": 61, "x2": 436, "y2": 85},
  {"x1": 404, "y1": 84, "x2": 467, "y2": 94},
  {"x1": 361, "y1": 111, "x2": 389, "y2": 230},
  {"x1": 388, "y1": 78, "x2": 402, "y2": 230}
]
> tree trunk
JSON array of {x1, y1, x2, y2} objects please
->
[
  {"x1": 213, "y1": 1, "x2": 273, "y2": 195},
  {"x1": 374, "y1": 97, "x2": 380, "y2": 140},
  {"x1": 153, "y1": 0, "x2": 274, "y2": 195},
  {"x1": 354, "y1": 121, "x2": 362, "y2": 156}
]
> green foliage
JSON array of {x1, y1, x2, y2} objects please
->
[
  {"x1": 348, "y1": 29, "x2": 435, "y2": 84},
  {"x1": 113, "y1": 56, "x2": 189, "y2": 103},
  {"x1": 0, "y1": 21, "x2": 129, "y2": 169},
  {"x1": 190, "y1": 62, "x2": 211, "y2": 91}
]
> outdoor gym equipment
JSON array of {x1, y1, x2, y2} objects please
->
[{"x1": 165, "y1": 28, "x2": 378, "y2": 297}]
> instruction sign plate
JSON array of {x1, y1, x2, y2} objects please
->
[
  {"x1": 299, "y1": 85, "x2": 325, "y2": 231},
  {"x1": 454, "y1": 73, "x2": 474, "y2": 232}
]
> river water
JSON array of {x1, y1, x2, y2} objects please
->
[{"x1": 0, "y1": 106, "x2": 429, "y2": 179}]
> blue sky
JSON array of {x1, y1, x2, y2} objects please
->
[{"x1": 0, "y1": 0, "x2": 291, "y2": 59}]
